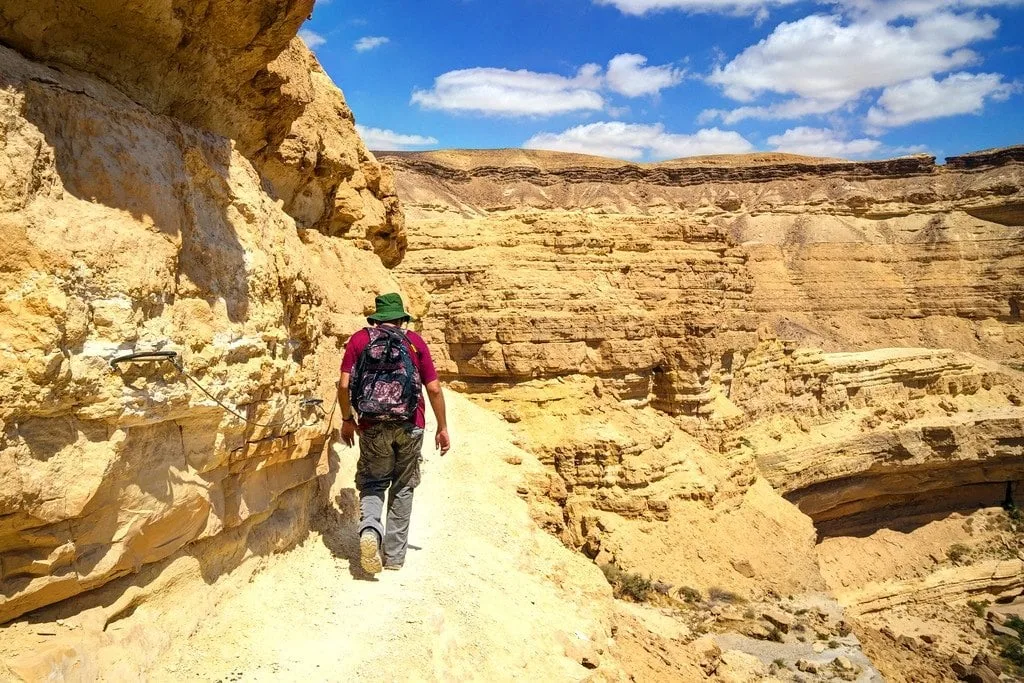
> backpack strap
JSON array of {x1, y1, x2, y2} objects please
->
[{"x1": 369, "y1": 325, "x2": 420, "y2": 355}]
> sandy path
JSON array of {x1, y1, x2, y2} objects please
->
[{"x1": 131, "y1": 393, "x2": 617, "y2": 681}]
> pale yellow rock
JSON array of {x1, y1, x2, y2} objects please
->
[
  {"x1": 0, "y1": 8, "x2": 402, "y2": 623},
  {"x1": 716, "y1": 650, "x2": 767, "y2": 682},
  {"x1": 841, "y1": 559, "x2": 1024, "y2": 615},
  {"x1": 385, "y1": 145, "x2": 1024, "y2": 682},
  {"x1": 1, "y1": 4, "x2": 1023, "y2": 680}
]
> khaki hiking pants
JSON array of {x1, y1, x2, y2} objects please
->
[{"x1": 355, "y1": 421, "x2": 423, "y2": 567}]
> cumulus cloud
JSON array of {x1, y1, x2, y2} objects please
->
[
  {"x1": 699, "y1": 97, "x2": 847, "y2": 124},
  {"x1": 412, "y1": 54, "x2": 683, "y2": 117},
  {"x1": 524, "y1": 122, "x2": 754, "y2": 161},
  {"x1": 298, "y1": 29, "x2": 327, "y2": 49},
  {"x1": 594, "y1": 0, "x2": 797, "y2": 15},
  {"x1": 355, "y1": 125, "x2": 438, "y2": 150},
  {"x1": 606, "y1": 53, "x2": 685, "y2": 97},
  {"x1": 709, "y1": 12, "x2": 997, "y2": 108},
  {"x1": 866, "y1": 72, "x2": 1018, "y2": 129},
  {"x1": 412, "y1": 65, "x2": 604, "y2": 116},
  {"x1": 766, "y1": 127, "x2": 882, "y2": 158},
  {"x1": 597, "y1": 0, "x2": 1022, "y2": 17},
  {"x1": 354, "y1": 36, "x2": 390, "y2": 52},
  {"x1": 834, "y1": 0, "x2": 1024, "y2": 20}
]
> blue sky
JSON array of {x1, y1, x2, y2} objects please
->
[{"x1": 300, "y1": 0, "x2": 1023, "y2": 161}]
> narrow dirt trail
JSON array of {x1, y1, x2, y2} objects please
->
[
  {"x1": 2, "y1": 394, "x2": 622, "y2": 681},
  {"x1": 155, "y1": 394, "x2": 618, "y2": 681}
]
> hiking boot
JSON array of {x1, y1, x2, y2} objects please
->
[{"x1": 359, "y1": 530, "x2": 382, "y2": 575}]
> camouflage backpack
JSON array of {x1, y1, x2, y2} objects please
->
[{"x1": 350, "y1": 326, "x2": 421, "y2": 422}]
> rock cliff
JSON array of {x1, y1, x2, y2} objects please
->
[
  {"x1": 387, "y1": 145, "x2": 1024, "y2": 679},
  {"x1": 0, "y1": 1, "x2": 403, "y2": 624},
  {"x1": 0, "y1": 1, "x2": 405, "y2": 265},
  {"x1": 3, "y1": 2, "x2": 1024, "y2": 678}
]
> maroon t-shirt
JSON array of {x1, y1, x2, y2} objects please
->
[{"x1": 341, "y1": 327, "x2": 438, "y2": 429}]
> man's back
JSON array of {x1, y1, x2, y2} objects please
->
[{"x1": 341, "y1": 326, "x2": 437, "y2": 429}]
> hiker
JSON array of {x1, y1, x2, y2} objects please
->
[{"x1": 338, "y1": 292, "x2": 450, "y2": 575}]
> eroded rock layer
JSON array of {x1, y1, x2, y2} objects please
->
[
  {"x1": 0, "y1": 6, "x2": 405, "y2": 623},
  {"x1": 387, "y1": 147, "x2": 1024, "y2": 627},
  {"x1": 0, "y1": 1, "x2": 405, "y2": 266},
  {"x1": 388, "y1": 148, "x2": 1023, "y2": 387}
]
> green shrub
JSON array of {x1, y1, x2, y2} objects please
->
[
  {"x1": 772, "y1": 658, "x2": 787, "y2": 670},
  {"x1": 1005, "y1": 504, "x2": 1023, "y2": 526},
  {"x1": 968, "y1": 599, "x2": 991, "y2": 618},
  {"x1": 678, "y1": 586, "x2": 702, "y2": 603},
  {"x1": 708, "y1": 586, "x2": 746, "y2": 604},
  {"x1": 601, "y1": 563, "x2": 653, "y2": 602},
  {"x1": 947, "y1": 543, "x2": 971, "y2": 564},
  {"x1": 1006, "y1": 615, "x2": 1024, "y2": 634},
  {"x1": 620, "y1": 572, "x2": 653, "y2": 602},
  {"x1": 601, "y1": 563, "x2": 623, "y2": 585},
  {"x1": 1001, "y1": 640, "x2": 1024, "y2": 668}
]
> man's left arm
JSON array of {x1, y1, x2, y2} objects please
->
[{"x1": 338, "y1": 372, "x2": 356, "y2": 447}]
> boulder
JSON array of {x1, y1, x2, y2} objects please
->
[{"x1": 716, "y1": 650, "x2": 767, "y2": 683}]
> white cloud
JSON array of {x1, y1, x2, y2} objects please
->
[
  {"x1": 606, "y1": 53, "x2": 685, "y2": 97},
  {"x1": 355, "y1": 125, "x2": 438, "y2": 150},
  {"x1": 766, "y1": 127, "x2": 882, "y2": 158},
  {"x1": 412, "y1": 65, "x2": 605, "y2": 116},
  {"x1": 887, "y1": 143, "x2": 933, "y2": 156},
  {"x1": 298, "y1": 29, "x2": 327, "y2": 49},
  {"x1": 834, "y1": 0, "x2": 1024, "y2": 20},
  {"x1": 354, "y1": 36, "x2": 390, "y2": 52},
  {"x1": 594, "y1": 0, "x2": 797, "y2": 15},
  {"x1": 699, "y1": 97, "x2": 847, "y2": 124},
  {"x1": 707, "y1": 12, "x2": 998, "y2": 115},
  {"x1": 412, "y1": 53, "x2": 686, "y2": 117},
  {"x1": 524, "y1": 122, "x2": 754, "y2": 161},
  {"x1": 866, "y1": 72, "x2": 1017, "y2": 129},
  {"x1": 596, "y1": 0, "x2": 1022, "y2": 17}
]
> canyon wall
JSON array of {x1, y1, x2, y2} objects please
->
[
  {"x1": 387, "y1": 148, "x2": 1023, "y2": 389},
  {"x1": 386, "y1": 147, "x2": 1024, "y2": 644},
  {"x1": 0, "y1": 2, "x2": 406, "y2": 623}
]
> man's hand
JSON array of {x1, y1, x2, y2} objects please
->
[
  {"x1": 435, "y1": 428, "x2": 450, "y2": 456},
  {"x1": 341, "y1": 419, "x2": 356, "y2": 448}
]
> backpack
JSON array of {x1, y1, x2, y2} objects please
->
[{"x1": 349, "y1": 326, "x2": 422, "y2": 422}]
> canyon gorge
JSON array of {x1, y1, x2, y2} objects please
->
[{"x1": 1, "y1": 1, "x2": 1023, "y2": 681}]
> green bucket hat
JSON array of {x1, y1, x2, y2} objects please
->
[{"x1": 367, "y1": 292, "x2": 411, "y2": 324}]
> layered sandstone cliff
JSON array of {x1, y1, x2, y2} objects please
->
[
  {"x1": 0, "y1": 2, "x2": 405, "y2": 624},
  {"x1": 2, "y1": 1, "x2": 1023, "y2": 677},
  {"x1": 387, "y1": 146, "x2": 1024, "y2": 679}
]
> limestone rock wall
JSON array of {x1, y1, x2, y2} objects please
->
[
  {"x1": 388, "y1": 148, "x2": 1023, "y2": 390},
  {"x1": 728, "y1": 343, "x2": 1024, "y2": 534},
  {"x1": 387, "y1": 147, "x2": 1024, "y2": 608},
  {"x1": 0, "y1": 4, "x2": 404, "y2": 623},
  {"x1": 0, "y1": 1, "x2": 405, "y2": 267}
]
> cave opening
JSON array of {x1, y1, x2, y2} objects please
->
[{"x1": 784, "y1": 464, "x2": 1024, "y2": 541}]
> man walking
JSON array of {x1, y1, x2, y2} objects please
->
[{"x1": 338, "y1": 293, "x2": 450, "y2": 575}]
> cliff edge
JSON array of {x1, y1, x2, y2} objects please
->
[{"x1": 0, "y1": 0, "x2": 404, "y2": 624}]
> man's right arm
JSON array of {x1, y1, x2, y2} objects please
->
[{"x1": 338, "y1": 332, "x2": 362, "y2": 448}]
